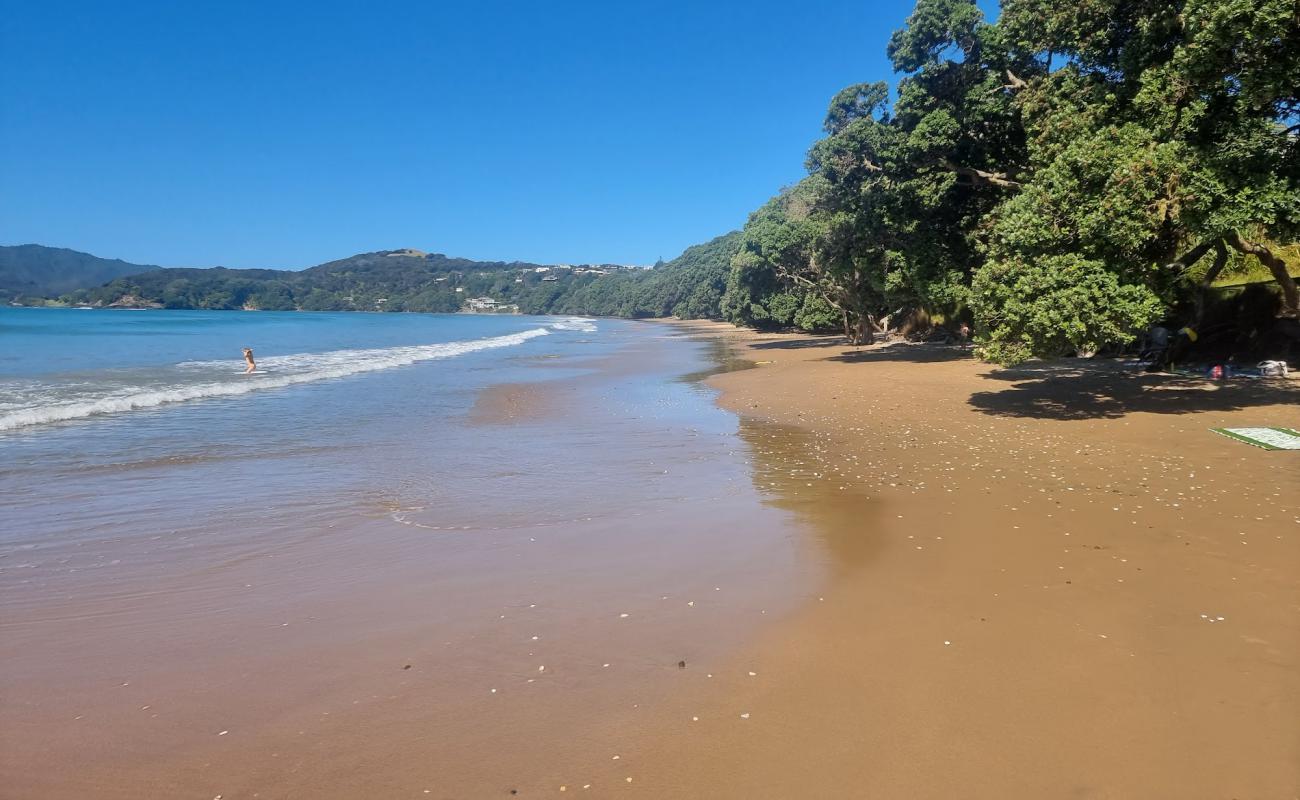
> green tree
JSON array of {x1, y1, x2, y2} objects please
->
[{"x1": 971, "y1": 0, "x2": 1299, "y2": 362}]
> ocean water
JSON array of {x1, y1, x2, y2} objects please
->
[
  {"x1": 0, "y1": 307, "x2": 750, "y2": 555},
  {"x1": 0, "y1": 308, "x2": 578, "y2": 430},
  {"x1": 0, "y1": 307, "x2": 824, "y2": 797}
]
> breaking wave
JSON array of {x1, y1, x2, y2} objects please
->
[
  {"x1": 549, "y1": 317, "x2": 597, "y2": 332},
  {"x1": 0, "y1": 328, "x2": 550, "y2": 432}
]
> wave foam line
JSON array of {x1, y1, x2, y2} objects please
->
[
  {"x1": 549, "y1": 317, "x2": 598, "y2": 332},
  {"x1": 0, "y1": 328, "x2": 549, "y2": 432}
]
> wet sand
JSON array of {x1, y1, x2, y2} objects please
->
[
  {"x1": 4, "y1": 321, "x2": 1297, "y2": 798},
  {"x1": 620, "y1": 321, "x2": 1299, "y2": 799},
  {"x1": 0, "y1": 328, "x2": 823, "y2": 799}
]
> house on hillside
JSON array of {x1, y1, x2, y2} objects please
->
[{"x1": 464, "y1": 296, "x2": 519, "y2": 314}]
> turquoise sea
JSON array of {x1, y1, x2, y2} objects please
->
[
  {"x1": 0, "y1": 307, "x2": 820, "y2": 797},
  {"x1": 0, "y1": 308, "x2": 753, "y2": 554}
]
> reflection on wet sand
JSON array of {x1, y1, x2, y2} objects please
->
[
  {"x1": 0, "y1": 324, "x2": 842, "y2": 799},
  {"x1": 738, "y1": 418, "x2": 885, "y2": 573}
]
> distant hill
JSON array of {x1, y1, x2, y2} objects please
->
[
  {"x1": 0, "y1": 244, "x2": 162, "y2": 299},
  {"x1": 60, "y1": 249, "x2": 569, "y2": 312},
  {"x1": 9, "y1": 240, "x2": 741, "y2": 321}
]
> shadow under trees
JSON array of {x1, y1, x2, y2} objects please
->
[{"x1": 967, "y1": 362, "x2": 1300, "y2": 421}]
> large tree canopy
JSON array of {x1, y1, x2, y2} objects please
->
[{"x1": 722, "y1": 0, "x2": 1299, "y2": 363}]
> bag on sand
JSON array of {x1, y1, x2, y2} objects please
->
[{"x1": 1258, "y1": 360, "x2": 1290, "y2": 377}]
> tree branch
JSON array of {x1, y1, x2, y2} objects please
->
[
  {"x1": 1165, "y1": 238, "x2": 1216, "y2": 272},
  {"x1": 1202, "y1": 239, "x2": 1229, "y2": 286},
  {"x1": 1226, "y1": 231, "x2": 1299, "y2": 317},
  {"x1": 938, "y1": 158, "x2": 1023, "y2": 188},
  {"x1": 772, "y1": 263, "x2": 841, "y2": 309},
  {"x1": 988, "y1": 69, "x2": 1028, "y2": 95},
  {"x1": 771, "y1": 262, "x2": 880, "y2": 344}
]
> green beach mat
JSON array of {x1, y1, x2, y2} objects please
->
[{"x1": 1211, "y1": 427, "x2": 1300, "y2": 450}]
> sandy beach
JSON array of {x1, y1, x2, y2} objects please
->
[
  {"x1": 8, "y1": 0, "x2": 1299, "y2": 793},
  {"x1": 3, "y1": 318, "x2": 1296, "y2": 799},
  {"x1": 619, "y1": 321, "x2": 1299, "y2": 799},
  {"x1": 1, "y1": 321, "x2": 819, "y2": 799}
]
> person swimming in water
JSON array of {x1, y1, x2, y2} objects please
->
[{"x1": 242, "y1": 347, "x2": 257, "y2": 374}]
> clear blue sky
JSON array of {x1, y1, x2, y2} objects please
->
[{"x1": 2, "y1": 0, "x2": 971, "y2": 269}]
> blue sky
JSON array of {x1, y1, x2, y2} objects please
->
[{"x1": 2, "y1": 0, "x2": 984, "y2": 269}]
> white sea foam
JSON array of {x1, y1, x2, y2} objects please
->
[
  {"x1": 0, "y1": 328, "x2": 549, "y2": 432},
  {"x1": 549, "y1": 317, "x2": 598, "y2": 332}
]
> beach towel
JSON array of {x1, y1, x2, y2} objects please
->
[{"x1": 1211, "y1": 427, "x2": 1300, "y2": 450}]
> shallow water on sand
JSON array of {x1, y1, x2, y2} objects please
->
[{"x1": 0, "y1": 309, "x2": 821, "y2": 798}]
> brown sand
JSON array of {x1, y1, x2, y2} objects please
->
[
  {"x1": 616, "y1": 321, "x2": 1300, "y2": 799},
  {"x1": 4, "y1": 322, "x2": 1296, "y2": 798},
  {"x1": 0, "y1": 327, "x2": 817, "y2": 799}
]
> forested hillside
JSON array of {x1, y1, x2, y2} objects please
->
[
  {"x1": 0, "y1": 245, "x2": 160, "y2": 300},
  {"x1": 61, "y1": 250, "x2": 587, "y2": 313},
  {"x1": 48, "y1": 236, "x2": 740, "y2": 319},
  {"x1": 65, "y1": 250, "x2": 567, "y2": 312},
  {"x1": 519, "y1": 232, "x2": 739, "y2": 318}
]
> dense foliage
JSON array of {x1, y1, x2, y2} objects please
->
[
  {"x1": 718, "y1": 0, "x2": 1299, "y2": 362},
  {"x1": 518, "y1": 232, "x2": 741, "y2": 318},
  {"x1": 49, "y1": 235, "x2": 741, "y2": 320}
]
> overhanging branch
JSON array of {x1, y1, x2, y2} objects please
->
[
  {"x1": 1226, "y1": 231, "x2": 1299, "y2": 317},
  {"x1": 1165, "y1": 238, "x2": 1216, "y2": 272},
  {"x1": 938, "y1": 158, "x2": 1023, "y2": 188},
  {"x1": 988, "y1": 69, "x2": 1028, "y2": 95}
]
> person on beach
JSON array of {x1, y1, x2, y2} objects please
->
[
  {"x1": 1146, "y1": 325, "x2": 1196, "y2": 372},
  {"x1": 242, "y1": 347, "x2": 257, "y2": 374},
  {"x1": 958, "y1": 322, "x2": 971, "y2": 349}
]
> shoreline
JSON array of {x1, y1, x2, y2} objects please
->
[
  {"x1": 0, "y1": 319, "x2": 824, "y2": 799},
  {"x1": 621, "y1": 319, "x2": 1299, "y2": 798},
  {"x1": 4, "y1": 315, "x2": 1295, "y2": 797}
]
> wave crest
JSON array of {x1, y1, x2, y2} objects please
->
[
  {"x1": 0, "y1": 328, "x2": 549, "y2": 432},
  {"x1": 549, "y1": 317, "x2": 597, "y2": 332}
]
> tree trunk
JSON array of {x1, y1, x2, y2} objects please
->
[
  {"x1": 1226, "y1": 232, "x2": 1300, "y2": 318},
  {"x1": 842, "y1": 311, "x2": 872, "y2": 345},
  {"x1": 847, "y1": 294, "x2": 876, "y2": 346},
  {"x1": 854, "y1": 314, "x2": 872, "y2": 345},
  {"x1": 1193, "y1": 238, "x2": 1228, "y2": 325}
]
